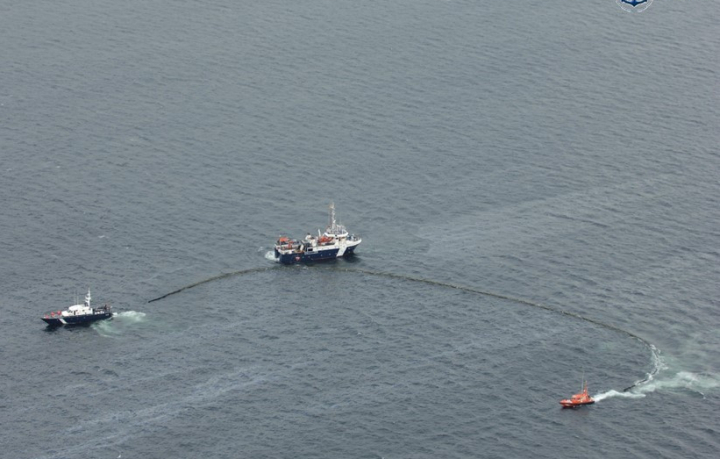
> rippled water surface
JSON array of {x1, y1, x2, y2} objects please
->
[{"x1": 2, "y1": 1, "x2": 719, "y2": 458}]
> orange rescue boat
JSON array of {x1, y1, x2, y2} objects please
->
[{"x1": 560, "y1": 380, "x2": 595, "y2": 408}]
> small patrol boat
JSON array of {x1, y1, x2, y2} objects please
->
[
  {"x1": 274, "y1": 203, "x2": 361, "y2": 264},
  {"x1": 560, "y1": 380, "x2": 595, "y2": 408},
  {"x1": 41, "y1": 289, "x2": 113, "y2": 326}
]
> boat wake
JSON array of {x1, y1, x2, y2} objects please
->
[
  {"x1": 593, "y1": 389, "x2": 645, "y2": 402},
  {"x1": 622, "y1": 344, "x2": 667, "y2": 391},
  {"x1": 93, "y1": 311, "x2": 148, "y2": 337},
  {"x1": 264, "y1": 250, "x2": 277, "y2": 262},
  {"x1": 594, "y1": 346, "x2": 719, "y2": 401},
  {"x1": 114, "y1": 311, "x2": 147, "y2": 323},
  {"x1": 595, "y1": 372, "x2": 719, "y2": 401},
  {"x1": 593, "y1": 344, "x2": 665, "y2": 402}
]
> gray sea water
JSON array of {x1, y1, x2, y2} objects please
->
[{"x1": 2, "y1": 1, "x2": 719, "y2": 458}]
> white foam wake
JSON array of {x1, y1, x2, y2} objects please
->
[
  {"x1": 593, "y1": 389, "x2": 645, "y2": 402},
  {"x1": 594, "y1": 345, "x2": 719, "y2": 402},
  {"x1": 93, "y1": 311, "x2": 148, "y2": 338},
  {"x1": 596, "y1": 372, "x2": 720, "y2": 402},
  {"x1": 634, "y1": 371, "x2": 719, "y2": 397},
  {"x1": 264, "y1": 250, "x2": 277, "y2": 262},
  {"x1": 114, "y1": 311, "x2": 147, "y2": 323}
]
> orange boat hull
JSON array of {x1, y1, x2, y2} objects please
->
[{"x1": 560, "y1": 399, "x2": 595, "y2": 408}]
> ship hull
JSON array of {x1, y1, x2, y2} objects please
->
[
  {"x1": 276, "y1": 247, "x2": 359, "y2": 265},
  {"x1": 41, "y1": 317, "x2": 65, "y2": 326},
  {"x1": 42, "y1": 312, "x2": 113, "y2": 327},
  {"x1": 560, "y1": 400, "x2": 594, "y2": 408}
]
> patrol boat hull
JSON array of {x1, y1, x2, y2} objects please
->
[
  {"x1": 42, "y1": 311, "x2": 113, "y2": 327},
  {"x1": 41, "y1": 289, "x2": 113, "y2": 327}
]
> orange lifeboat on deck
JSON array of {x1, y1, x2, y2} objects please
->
[{"x1": 560, "y1": 380, "x2": 595, "y2": 408}]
